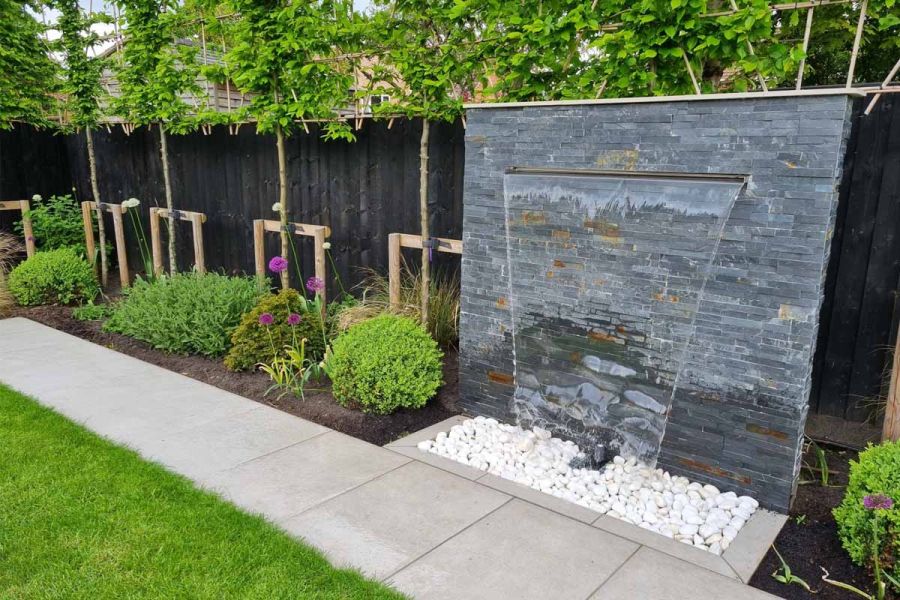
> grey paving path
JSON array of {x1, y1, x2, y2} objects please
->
[{"x1": 0, "y1": 318, "x2": 780, "y2": 599}]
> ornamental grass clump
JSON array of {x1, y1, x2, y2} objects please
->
[
  {"x1": 8, "y1": 248, "x2": 99, "y2": 306},
  {"x1": 224, "y1": 288, "x2": 326, "y2": 371},
  {"x1": 834, "y1": 441, "x2": 900, "y2": 596},
  {"x1": 325, "y1": 314, "x2": 443, "y2": 414},
  {"x1": 0, "y1": 233, "x2": 20, "y2": 315},
  {"x1": 104, "y1": 272, "x2": 265, "y2": 356}
]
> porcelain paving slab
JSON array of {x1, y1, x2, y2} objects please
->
[
  {"x1": 589, "y1": 547, "x2": 779, "y2": 599},
  {"x1": 282, "y1": 461, "x2": 511, "y2": 579},
  {"x1": 723, "y1": 510, "x2": 789, "y2": 583},
  {"x1": 591, "y1": 514, "x2": 738, "y2": 579},
  {"x1": 388, "y1": 499, "x2": 639, "y2": 600},
  {"x1": 135, "y1": 405, "x2": 330, "y2": 481},
  {"x1": 205, "y1": 431, "x2": 410, "y2": 522}
]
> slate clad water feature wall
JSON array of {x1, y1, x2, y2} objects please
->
[{"x1": 458, "y1": 91, "x2": 857, "y2": 511}]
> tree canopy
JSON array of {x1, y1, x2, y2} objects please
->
[{"x1": 0, "y1": 0, "x2": 59, "y2": 129}]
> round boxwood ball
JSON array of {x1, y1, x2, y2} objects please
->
[{"x1": 328, "y1": 314, "x2": 443, "y2": 414}]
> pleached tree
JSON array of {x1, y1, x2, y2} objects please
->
[
  {"x1": 368, "y1": 0, "x2": 482, "y2": 324},
  {"x1": 218, "y1": 0, "x2": 357, "y2": 289},
  {"x1": 51, "y1": 0, "x2": 112, "y2": 284},
  {"x1": 111, "y1": 0, "x2": 201, "y2": 274}
]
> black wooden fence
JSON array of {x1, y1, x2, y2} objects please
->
[
  {"x1": 2, "y1": 118, "x2": 465, "y2": 292},
  {"x1": 810, "y1": 94, "x2": 900, "y2": 422},
  {"x1": 1, "y1": 100, "x2": 899, "y2": 424}
]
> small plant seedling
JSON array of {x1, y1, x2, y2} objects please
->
[
  {"x1": 772, "y1": 546, "x2": 816, "y2": 593},
  {"x1": 813, "y1": 442, "x2": 830, "y2": 486},
  {"x1": 795, "y1": 514, "x2": 807, "y2": 525}
]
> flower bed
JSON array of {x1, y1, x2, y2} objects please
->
[{"x1": 417, "y1": 416, "x2": 759, "y2": 555}]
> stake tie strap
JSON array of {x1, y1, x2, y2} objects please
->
[{"x1": 422, "y1": 237, "x2": 439, "y2": 262}]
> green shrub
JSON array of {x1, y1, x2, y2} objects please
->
[
  {"x1": 72, "y1": 301, "x2": 113, "y2": 321},
  {"x1": 104, "y1": 273, "x2": 265, "y2": 356},
  {"x1": 224, "y1": 288, "x2": 327, "y2": 371},
  {"x1": 834, "y1": 441, "x2": 900, "y2": 584},
  {"x1": 16, "y1": 194, "x2": 91, "y2": 256},
  {"x1": 8, "y1": 248, "x2": 99, "y2": 306},
  {"x1": 326, "y1": 314, "x2": 443, "y2": 414}
]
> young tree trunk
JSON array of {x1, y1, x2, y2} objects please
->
[
  {"x1": 85, "y1": 127, "x2": 108, "y2": 287},
  {"x1": 275, "y1": 125, "x2": 289, "y2": 290},
  {"x1": 158, "y1": 124, "x2": 177, "y2": 274},
  {"x1": 419, "y1": 118, "x2": 431, "y2": 327}
]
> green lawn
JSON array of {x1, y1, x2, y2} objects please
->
[{"x1": 0, "y1": 383, "x2": 404, "y2": 599}]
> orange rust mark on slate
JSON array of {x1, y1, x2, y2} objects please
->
[
  {"x1": 593, "y1": 278, "x2": 607, "y2": 286},
  {"x1": 551, "y1": 230, "x2": 570, "y2": 240},
  {"x1": 496, "y1": 296, "x2": 507, "y2": 309},
  {"x1": 746, "y1": 423, "x2": 788, "y2": 441},
  {"x1": 616, "y1": 325, "x2": 628, "y2": 334},
  {"x1": 488, "y1": 371, "x2": 514, "y2": 385},
  {"x1": 589, "y1": 331, "x2": 617, "y2": 343},
  {"x1": 546, "y1": 271, "x2": 555, "y2": 279},
  {"x1": 584, "y1": 219, "x2": 620, "y2": 237},
  {"x1": 569, "y1": 351, "x2": 583, "y2": 363},
  {"x1": 653, "y1": 292, "x2": 680, "y2": 303},
  {"x1": 678, "y1": 458, "x2": 752, "y2": 485},
  {"x1": 521, "y1": 211, "x2": 546, "y2": 226},
  {"x1": 553, "y1": 259, "x2": 566, "y2": 268}
]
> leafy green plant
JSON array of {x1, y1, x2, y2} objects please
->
[
  {"x1": 325, "y1": 314, "x2": 443, "y2": 414},
  {"x1": 771, "y1": 545, "x2": 815, "y2": 593},
  {"x1": 258, "y1": 336, "x2": 326, "y2": 401},
  {"x1": 16, "y1": 194, "x2": 89, "y2": 256},
  {"x1": 834, "y1": 442, "x2": 900, "y2": 595},
  {"x1": 224, "y1": 289, "x2": 326, "y2": 372},
  {"x1": 8, "y1": 248, "x2": 99, "y2": 306},
  {"x1": 72, "y1": 301, "x2": 113, "y2": 322},
  {"x1": 336, "y1": 266, "x2": 459, "y2": 348},
  {"x1": 104, "y1": 272, "x2": 265, "y2": 356}
]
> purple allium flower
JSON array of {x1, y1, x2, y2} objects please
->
[
  {"x1": 268, "y1": 256, "x2": 288, "y2": 274},
  {"x1": 258, "y1": 312, "x2": 274, "y2": 326},
  {"x1": 863, "y1": 494, "x2": 894, "y2": 510},
  {"x1": 26, "y1": 236, "x2": 34, "y2": 242},
  {"x1": 287, "y1": 313, "x2": 302, "y2": 326},
  {"x1": 306, "y1": 276, "x2": 325, "y2": 293}
]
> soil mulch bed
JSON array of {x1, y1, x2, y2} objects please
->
[
  {"x1": 12, "y1": 305, "x2": 460, "y2": 447},
  {"x1": 750, "y1": 444, "x2": 881, "y2": 599}
]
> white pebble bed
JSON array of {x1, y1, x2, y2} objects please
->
[{"x1": 417, "y1": 416, "x2": 759, "y2": 555}]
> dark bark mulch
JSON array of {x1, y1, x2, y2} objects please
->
[
  {"x1": 12, "y1": 305, "x2": 460, "y2": 447},
  {"x1": 750, "y1": 444, "x2": 884, "y2": 599}
]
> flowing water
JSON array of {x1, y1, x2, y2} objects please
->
[{"x1": 502, "y1": 171, "x2": 743, "y2": 465}]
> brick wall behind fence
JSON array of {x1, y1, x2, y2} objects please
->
[{"x1": 457, "y1": 93, "x2": 856, "y2": 511}]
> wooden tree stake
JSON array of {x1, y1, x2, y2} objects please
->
[
  {"x1": 0, "y1": 200, "x2": 35, "y2": 258},
  {"x1": 884, "y1": 322, "x2": 900, "y2": 441},
  {"x1": 388, "y1": 233, "x2": 461, "y2": 309},
  {"x1": 81, "y1": 201, "x2": 129, "y2": 288},
  {"x1": 149, "y1": 207, "x2": 207, "y2": 275},
  {"x1": 253, "y1": 219, "x2": 330, "y2": 311},
  {"x1": 864, "y1": 57, "x2": 900, "y2": 116}
]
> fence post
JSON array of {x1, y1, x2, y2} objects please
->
[
  {"x1": 19, "y1": 200, "x2": 35, "y2": 258},
  {"x1": 253, "y1": 219, "x2": 266, "y2": 282},
  {"x1": 314, "y1": 226, "x2": 327, "y2": 310},
  {"x1": 191, "y1": 213, "x2": 206, "y2": 274},
  {"x1": 112, "y1": 205, "x2": 129, "y2": 288},
  {"x1": 149, "y1": 207, "x2": 163, "y2": 277},
  {"x1": 389, "y1": 233, "x2": 401, "y2": 309},
  {"x1": 884, "y1": 326, "x2": 900, "y2": 441}
]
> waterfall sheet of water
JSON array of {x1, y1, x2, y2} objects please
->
[{"x1": 502, "y1": 171, "x2": 743, "y2": 465}]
